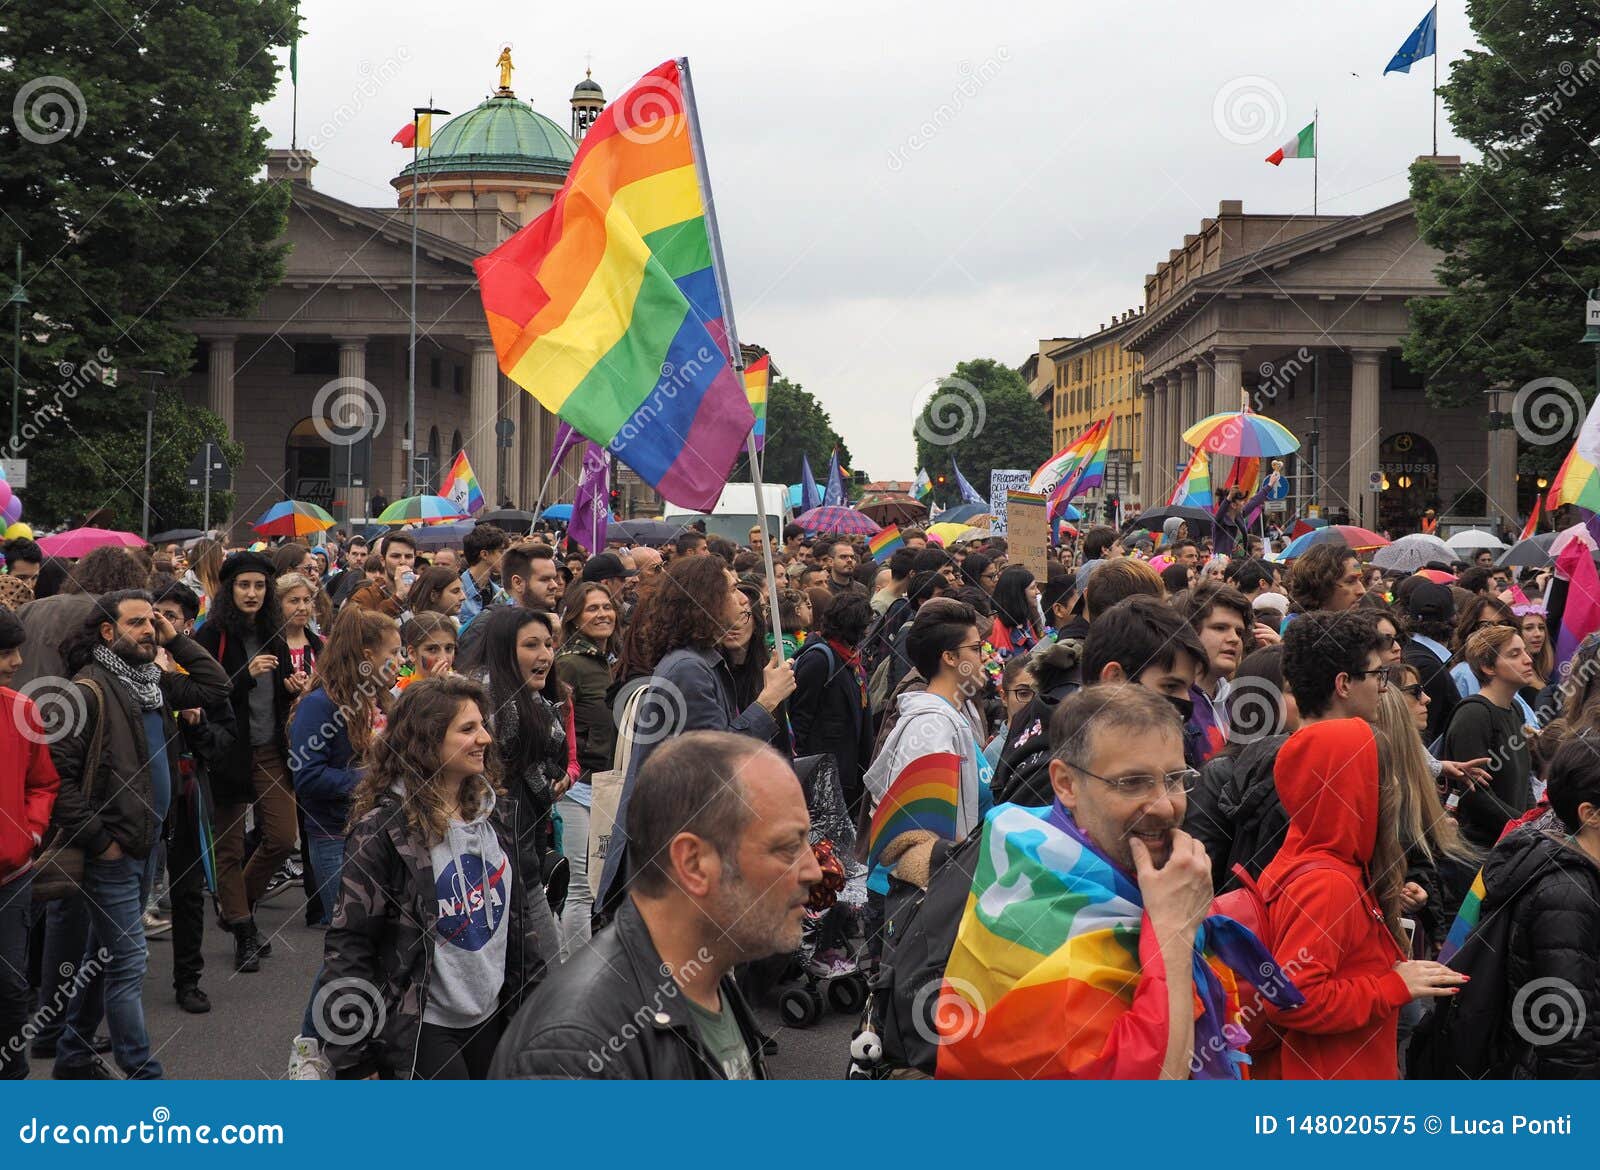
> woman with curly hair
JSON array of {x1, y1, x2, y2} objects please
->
[
  {"x1": 287, "y1": 606, "x2": 401, "y2": 924},
  {"x1": 593, "y1": 555, "x2": 795, "y2": 922},
  {"x1": 314, "y1": 677, "x2": 548, "y2": 1079}
]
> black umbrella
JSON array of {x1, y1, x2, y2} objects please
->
[
  {"x1": 1497, "y1": 532, "x2": 1557, "y2": 567},
  {"x1": 480, "y1": 508, "x2": 537, "y2": 535},
  {"x1": 150, "y1": 528, "x2": 206, "y2": 544},
  {"x1": 1122, "y1": 504, "x2": 1216, "y2": 533},
  {"x1": 611, "y1": 518, "x2": 683, "y2": 547}
]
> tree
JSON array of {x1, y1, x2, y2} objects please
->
[
  {"x1": 0, "y1": 1, "x2": 295, "y2": 526},
  {"x1": 913, "y1": 358, "x2": 1052, "y2": 509},
  {"x1": 728, "y1": 377, "x2": 852, "y2": 492},
  {"x1": 1402, "y1": 0, "x2": 1600, "y2": 479}
]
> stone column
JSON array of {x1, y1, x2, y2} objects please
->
[
  {"x1": 1212, "y1": 346, "x2": 1246, "y2": 415},
  {"x1": 502, "y1": 379, "x2": 524, "y2": 509},
  {"x1": 206, "y1": 336, "x2": 236, "y2": 436},
  {"x1": 1165, "y1": 369, "x2": 1183, "y2": 492},
  {"x1": 1347, "y1": 349, "x2": 1384, "y2": 529},
  {"x1": 1140, "y1": 383, "x2": 1156, "y2": 508},
  {"x1": 331, "y1": 336, "x2": 369, "y2": 511},
  {"x1": 1486, "y1": 425, "x2": 1519, "y2": 535},
  {"x1": 1195, "y1": 360, "x2": 1215, "y2": 425},
  {"x1": 470, "y1": 340, "x2": 500, "y2": 508},
  {"x1": 1178, "y1": 364, "x2": 1198, "y2": 457},
  {"x1": 1149, "y1": 376, "x2": 1168, "y2": 500}
]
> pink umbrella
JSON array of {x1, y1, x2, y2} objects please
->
[{"x1": 38, "y1": 527, "x2": 146, "y2": 558}]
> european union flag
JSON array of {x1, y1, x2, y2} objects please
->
[{"x1": 1384, "y1": 4, "x2": 1437, "y2": 75}]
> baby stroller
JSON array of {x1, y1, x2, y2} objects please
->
[{"x1": 772, "y1": 754, "x2": 871, "y2": 1027}]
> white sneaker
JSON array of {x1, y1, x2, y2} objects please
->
[{"x1": 286, "y1": 1035, "x2": 333, "y2": 1080}]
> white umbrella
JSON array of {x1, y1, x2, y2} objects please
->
[
  {"x1": 1370, "y1": 533, "x2": 1455, "y2": 572},
  {"x1": 1446, "y1": 528, "x2": 1508, "y2": 552}
]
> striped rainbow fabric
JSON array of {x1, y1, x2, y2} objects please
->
[
  {"x1": 744, "y1": 354, "x2": 771, "y2": 451},
  {"x1": 474, "y1": 59, "x2": 755, "y2": 512},
  {"x1": 863, "y1": 751, "x2": 961, "y2": 873},
  {"x1": 1169, "y1": 448, "x2": 1212, "y2": 508},
  {"x1": 1049, "y1": 418, "x2": 1113, "y2": 515},
  {"x1": 868, "y1": 523, "x2": 904, "y2": 560},
  {"x1": 1437, "y1": 869, "x2": 1486, "y2": 966},
  {"x1": 937, "y1": 803, "x2": 1303, "y2": 1080},
  {"x1": 1028, "y1": 416, "x2": 1107, "y2": 493}
]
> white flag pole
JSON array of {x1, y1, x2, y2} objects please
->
[{"x1": 680, "y1": 57, "x2": 786, "y2": 663}]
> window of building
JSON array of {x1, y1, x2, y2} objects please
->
[
  {"x1": 430, "y1": 356, "x2": 442, "y2": 388},
  {"x1": 292, "y1": 343, "x2": 339, "y2": 376}
]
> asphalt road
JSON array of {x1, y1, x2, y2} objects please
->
[{"x1": 26, "y1": 892, "x2": 856, "y2": 1080}]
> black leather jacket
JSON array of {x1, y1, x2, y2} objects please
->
[{"x1": 491, "y1": 897, "x2": 768, "y2": 1080}]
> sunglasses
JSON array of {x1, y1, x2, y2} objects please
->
[{"x1": 1396, "y1": 683, "x2": 1426, "y2": 699}]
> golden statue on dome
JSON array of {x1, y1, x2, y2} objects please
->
[{"x1": 495, "y1": 46, "x2": 514, "y2": 95}]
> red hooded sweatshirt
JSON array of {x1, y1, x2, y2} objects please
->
[{"x1": 1256, "y1": 718, "x2": 1410, "y2": 1079}]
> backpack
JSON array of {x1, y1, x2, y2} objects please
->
[
  {"x1": 1405, "y1": 892, "x2": 1515, "y2": 1079},
  {"x1": 861, "y1": 830, "x2": 985, "y2": 1076}
]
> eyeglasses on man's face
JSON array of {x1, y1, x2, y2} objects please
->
[
  {"x1": 1347, "y1": 665, "x2": 1392, "y2": 691},
  {"x1": 1070, "y1": 763, "x2": 1199, "y2": 801}
]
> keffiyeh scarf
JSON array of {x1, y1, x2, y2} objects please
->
[{"x1": 93, "y1": 643, "x2": 165, "y2": 710}]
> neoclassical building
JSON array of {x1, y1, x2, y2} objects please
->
[
  {"x1": 1118, "y1": 159, "x2": 1512, "y2": 533},
  {"x1": 176, "y1": 61, "x2": 614, "y2": 532}
]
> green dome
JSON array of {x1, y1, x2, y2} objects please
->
[{"x1": 400, "y1": 95, "x2": 575, "y2": 181}]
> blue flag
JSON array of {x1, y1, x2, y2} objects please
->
[
  {"x1": 951, "y1": 458, "x2": 987, "y2": 507},
  {"x1": 824, "y1": 450, "x2": 845, "y2": 507},
  {"x1": 1384, "y1": 5, "x2": 1436, "y2": 75},
  {"x1": 800, "y1": 454, "x2": 821, "y2": 512}
]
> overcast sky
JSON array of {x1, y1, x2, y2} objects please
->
[{"x1": 262, "y1": 0, "x2": 1480, "y2": 480}]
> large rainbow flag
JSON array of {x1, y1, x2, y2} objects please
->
[
  {"x1": 1029, "y1": 416, "x2": 1108, "y2": 493},
  {"x1": 475, "y1": 59, "x2": 755, "y2": 512},
  {"x1": 937, "y1": 803, "x2": 1303, "y2": 1079},
  {"x1": 438, "y1": 449, "x2": 486, "y2": 514},
  {"x1": 744, "y1": 354, "x2": 771, "y2": 451},
  {"x1": 1049, "y1": 418, "x2": 1113, "y2": 516}
]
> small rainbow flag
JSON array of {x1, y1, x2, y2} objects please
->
[
  {"x1": 1520, "y1": 497, "x2": 1541, "y2": 542},
  {"x1": 1169, "y1": 448, "x2": 1212, "y2": 508},
  {"x1": 1437, "y1": 869, "x2": 1486, "y2": 965},
  {"x1": 1225, "y1": 455, "x2": 1260, "y2": 497},
  {"x1": 863, "y1": 751, "x2": 961, "y2": 872},
  {"x1": 439, "y1": 450, "x2": 486, "y2": 514},
  {"x1": 913, "y1": 468, "x2": 933, "y2": 501},
  {"x1": 474, "y1": 59, "x2": 756, "y2": 512},
  {"x1": 744, "y1": 354, "x2": 771, "y2": 451},
  {"x1": 868, "y1": 524, "x2": 904, "y2": 560}
]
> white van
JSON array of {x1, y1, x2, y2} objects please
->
[{"x1": 662, "y1": 482, "x2": 792, "y2": 546}]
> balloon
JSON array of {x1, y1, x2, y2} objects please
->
[
  {"x1": 1, "y1": 498, "x2": 19, "y2": 524},
  {"x1": 3, "y1": 522, "x2": 30, "y2": 540},
  {"x1": 0, "y1": 481, "x2": 13, "y2": 512}
]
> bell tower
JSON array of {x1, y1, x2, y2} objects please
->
[{"x1": 570, "y1": 69, "x2": 605, "y2": 140}]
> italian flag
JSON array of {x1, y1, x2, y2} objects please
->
[{"x1": 1265, "y1": 120, "x2": 1315, "y2": 166}]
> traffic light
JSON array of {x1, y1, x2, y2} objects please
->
[{"x1": 937, "y1": 475, "x2": 946, "y2": 485}]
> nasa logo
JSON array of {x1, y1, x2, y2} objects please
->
[{"x1": 434, "y1": 854, "x2": 508, "y2": 951}]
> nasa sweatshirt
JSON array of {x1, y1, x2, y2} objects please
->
[{"x1": 423, "y1": 790, "x2": 513, "y2": 1029}]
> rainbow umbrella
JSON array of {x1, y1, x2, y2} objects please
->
[
  {"x1": 253, "y1": 499, "x2": 335, "y2": 538},
  {"x1": 1280, "y1": 524, "x2": 1390, "y2": 558},
  {"x1": 794, "y1": 505, "x2": 881, "y2": 536},
  {"x1": 1183, "y1": 410, "x2": 1301, "y2": 457},
  {"x1": 1289, "y1": 515, "x2": 1329, "y2": 539},
  {"x1": 376, "y1": 494, "x2": 471, "y2": 525}
]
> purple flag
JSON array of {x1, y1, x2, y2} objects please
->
[
  {"x1": 571, "y1": 442, "x2": 611, "y2": 555},
  {"x1": 550, "y1": 420, "x2": 583, "y2": 469}
]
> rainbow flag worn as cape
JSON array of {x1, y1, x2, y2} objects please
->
[
  {"x1": 744, "y1": 354, "x2": 771, "y2": 451},
  {"x1": 868, "y1": 524, "x2": 904, "y2": 560},
  {"x1": 937, "y1": 803, "x2": 1304, "y2": 1080},
  {"x1": 863, "y1": 751, "x2": 961, "y2": 872},
  {"x1": 474, "y1": 59, "x2": 755, "y2": 512},
  {"x1": 1437, "y1": 869, "x2": 1486, "y2": 966},
  {"x1": 438, "y1": 449, "x2": 486, "y2": 515},
  {"x1": 1169, "y1": 448, "x2": 1212, "y2": 508}
]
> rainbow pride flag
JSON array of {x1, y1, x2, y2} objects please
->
[
  {"x1": 1169, "y1": 448, "x2": 1212, "y2": 508},
  {"x1": 744, "y1": 354, "x2": 771, "y2": 451},
  {"x1": 937, "y1": 803, "x2": 1303, "y2": 1080},
  {"x1": 863, "y1": 751, "x2": 961, "y2": 872},
  {"x1": 475, "y1": 59, "x2": 755, "y2": 512},
  {"x1": 1224, "y1": 455, "x2": 1260, "y2": 496},
  {"x1": 868, "y1": 524, "x2": 904, "y2": 560},
  {"x1": 1437, "y1": 869, "x2": 1486, "y2": 966},
  {"x1": 439, "y1": 450, "x2": 486, "y2": 515},
  {"x1": 913, "y1": 468, "x2": 933, "y2": 501},
  {"x1": 1029, "y1": 416, "x2": 1107, "y2": 493},
  {"x1": 1548, "y1": 443, "x2": 1600, "y2": 513},
  {"x1": 1049, "y1": 418, "x2": 1112, "y2": 515},
  {"x1": 1520, "y1": 498, "x2": 1541, "y2": 542}
]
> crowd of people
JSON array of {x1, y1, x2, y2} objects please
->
[{"x1": 0, "y1": 510, "x2": 1596, "y2": 1081}]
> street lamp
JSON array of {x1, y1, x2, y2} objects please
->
[
  {"x1": 137, "y1": 369, "x2": 165, "y2": 539},
  {"x1": 7, "y1": 246, "x2": 27, "y2": 450}
]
